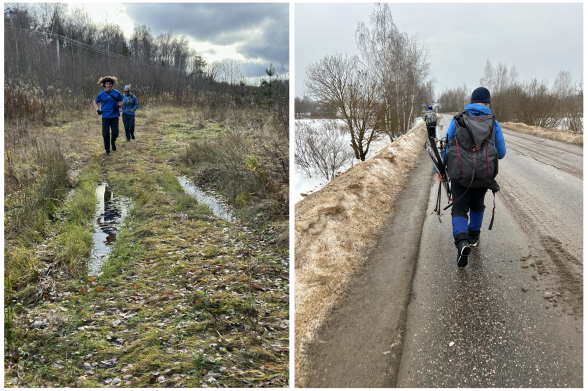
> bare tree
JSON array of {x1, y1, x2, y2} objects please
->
[
  {"x1": 304, "y1": 53, "x2": 386, "y2": 161},
  {"x1": 356, "y1": 3, "x2": 433, "y2": 139},
  {"x1": 295, "y1": 119, "x2": 354, "y2": 180}
]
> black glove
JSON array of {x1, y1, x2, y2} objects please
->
[{"x1": 97, "y1": 109, "x2": 103, "y2": 115}]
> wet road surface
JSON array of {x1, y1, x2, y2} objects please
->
[{"x1": 396, "y1": 114, "x2": 582, "y2": 387}]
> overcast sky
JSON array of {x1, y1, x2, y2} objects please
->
[
  {"x1": 295, "y1": 3, "x2": 583, "y2": 100},
  {"x1": 72, "y1": 3, "x2": 289, "y2": 79}
]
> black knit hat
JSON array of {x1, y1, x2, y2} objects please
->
[{"x1": 471, "y1": 87, "x2": 491, "y2": 104}]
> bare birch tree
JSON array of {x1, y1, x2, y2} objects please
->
[{"x1": 356, "y1": 3, "x2": 433, "y2": 140}]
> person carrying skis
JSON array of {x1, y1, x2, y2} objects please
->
[
  {"x1": 436, "y1": 87, "x2": 506, "y2": 268},
  {"x1": 93, "y1": 76, "x2": 124, "y2": 155},
  {"x1": 423, "y1": 105, "x2": 437, "y2": 138},
  {"x1": 120, "y1": 85, "x2": 139, "y2": 141}
]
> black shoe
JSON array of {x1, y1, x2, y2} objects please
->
[
  {"x1": 131, "y1": 134, "x2": 135, "y2": 140},
  {"x1": 105, "y1": 150, "x2": 111, "y2": 156},
  {"x1": 126, "y1": 138, "x2": 130, "y2": 142},
  {"x1": 469, "y1": 235, "x2": 480, "y2": 247},
  {"x1": 468, "y1": 228, "x2": 480, "y2": 247},
  {"x1": 112, "y1": 141, "x2": 116, "y2": 151},
  {"x1": 456, "y1": 240, "x2": 470, "y2": 268}
]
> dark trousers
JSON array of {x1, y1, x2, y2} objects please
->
[
  {"x1": 450, "y1": 180, "x2": 487, "y2": 244},
  {"x1": 427, "y1": 125, "x2": 436, "y2": 138},
  {"x1": 122, "y1": 114, "x2": 136, "y2": 140},
  {"x1": 102, "y1": 117, "x2": 119, "y2": 151}
]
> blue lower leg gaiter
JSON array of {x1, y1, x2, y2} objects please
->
[
  {"x1": 468, "y1": 211, "x2": 484, "y2": 231},
  {"x1": 452, "y1": 216, "x2": 468, "y2": 238}
]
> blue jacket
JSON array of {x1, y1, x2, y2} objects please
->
[
  {"x1": 122, "y1": 94, "x2": 139, "y2": 115},
  {"x1": 95, "y1": 89, "x2": 124, "y2": 118},
  {"x1": 435, "y1": 103, "x2": 506, "y2": 174}
]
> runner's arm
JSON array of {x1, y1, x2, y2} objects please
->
[{"x1": 93, "y1": 95, "x2": 100, "y2": 110}]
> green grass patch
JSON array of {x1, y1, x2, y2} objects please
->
[{"x1": 6, "y1": 106, "x2": 289, "y2": 388}]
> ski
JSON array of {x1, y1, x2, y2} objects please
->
[{"x1": 424, "y1": 137, "x2": 451, "y2": 201}]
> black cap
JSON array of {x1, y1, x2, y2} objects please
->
[{"x1": 471, "y1": 87, "x2": 491, "y2": 104}]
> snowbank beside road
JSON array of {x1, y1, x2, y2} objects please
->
[
  {"x1": 294, "y1": 120, "x2": 428, "y2": 384},
  {"x1": 295, "y1": 118, "x2": 420, "y2": 204}
]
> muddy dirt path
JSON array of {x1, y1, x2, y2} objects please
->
[{"x1": 397, "y1": 117, "x2": 583, "y2": 387}]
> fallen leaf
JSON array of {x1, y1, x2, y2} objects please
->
[
  {"x1": 251, "y1": 284, "x2": 266, "y2": 292},
  {"x1": 97, "y1": 286, "x2": 104, "y2": 292}
]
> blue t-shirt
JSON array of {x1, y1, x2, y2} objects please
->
[{"x1": 95, "y1": 89, "x2": 124, "y2": 118}]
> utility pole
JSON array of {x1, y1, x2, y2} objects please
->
[{"x1": 56, "y1": 37, "x2": 60, "y2": 70}]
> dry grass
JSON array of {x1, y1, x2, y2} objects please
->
[
  {"x1": 501, "y1": 122, "x2": 583, "y2": 146},
  {"x1": 5, "y1": 104, "x2": 289, "y2": 388},
  {"x1": 294, "y1": 121, "x2": 427, "y2": 385}
]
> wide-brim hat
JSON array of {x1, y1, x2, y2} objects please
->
[{"x1": 98, "y1": 76, "x2": 118, "y2": 85}]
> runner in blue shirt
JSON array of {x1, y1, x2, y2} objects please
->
[{"x1": 93, "y1": 76, "x2": 124, "y2": 155}]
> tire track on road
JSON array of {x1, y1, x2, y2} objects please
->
[
  {"x1": 498, "y1": 167, "x2": 583, "y2": 318},
  {"x1": 504, "y1": 136, "x2": 582, "y2": 179}
]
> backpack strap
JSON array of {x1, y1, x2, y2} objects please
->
[
  {"x1": 104, "y1": 90, "x2": 116, "y2": 101},
  {"x1": 488, "y1": 191, "x2": 496, "y2": 230}
]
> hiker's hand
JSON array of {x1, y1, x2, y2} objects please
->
[
  {"x1": 97, "y1": 110, "x2": 102, "y2": 115},
  {"x1": 130, "y1": 109, "x2": 135, "y2": 113},
  {"x1": 436, "y1": 173, "x2": 445, "y2": 182}
]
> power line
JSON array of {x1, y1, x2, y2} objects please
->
[{"x1": 5, "y1": 26, "x2": 187, "y2": 73}]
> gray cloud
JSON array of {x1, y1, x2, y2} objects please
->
[
  {"x1": 124, "y1": 3, "x2": 288, "y2": 65},
  {"x1": 296, "y1": 3, "x2": 582, "y2": 98}
]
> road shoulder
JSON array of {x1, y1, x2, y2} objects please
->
[{"x1": 301, "y1": 151, "x2": 433, "y2": 387}]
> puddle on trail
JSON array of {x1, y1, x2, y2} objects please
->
[
  {"x1": 88, "y1": 182, "x2": 130, "y2": 276},
  {"x1": 177, "y1": 176, "x2": 235, "y2": 222}
]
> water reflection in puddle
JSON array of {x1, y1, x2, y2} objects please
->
[
  {"x1": 177, "y1": 176, "x2": 235, "y2": 222},
  {"x1": 88, "y1": 182, "x2": 129, "y2": 276}
]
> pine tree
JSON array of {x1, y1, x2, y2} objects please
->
[{"x1": 260, "y1": 63, "x2": 276, "y2": 103}]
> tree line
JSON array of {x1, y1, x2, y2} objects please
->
[
  {"x1": 4, "y1": 3, "x2": 288, "y2": 123},
  {"x1": 438, "y1": 60, "x2": 582, "y2": 132}
]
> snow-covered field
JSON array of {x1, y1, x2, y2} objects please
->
[{"x1": 294, "y1": 118, "x2": 421, "y2": 204}]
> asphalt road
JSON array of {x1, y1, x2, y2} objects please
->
[{"x1": 396, "y1": 114, "x2": 583, "y2": 387}]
